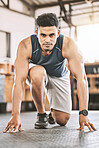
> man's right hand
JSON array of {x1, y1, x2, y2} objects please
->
[{"x1": 3, "y1": 114, "x2": 24, "y2": 133}]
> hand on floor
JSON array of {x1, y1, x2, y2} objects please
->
[
  {"x1": 77, "y1": 115, "x2": 97, "y2": 132},
  {"x1": 3, "y1": 114, "x2": 24, "y2": 133}
]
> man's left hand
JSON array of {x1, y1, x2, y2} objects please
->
[{"x1": 77, "y1": 115, "x2": 97, "y2": 131}]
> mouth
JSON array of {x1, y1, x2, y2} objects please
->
[
  {"x1": 43, "y1": 44, "x2": 51, "y2": 46},
  {"x1": 44, "y1": 45, "x2": 51, "y2": 49},
  {"x1": 43, "y1": 43, "x2": 52, "y2": 45}
]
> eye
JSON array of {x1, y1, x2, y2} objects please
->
[
  {"x1": 41, "y1": 34, "x2": 46, "y2": 37},
  {"x1": 49, "y1": 34, "x2": 55, "y2": 37}
]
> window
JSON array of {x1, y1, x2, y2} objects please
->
[{"x1": 0, "y1": 31, "x2": 10, "y2": 58}]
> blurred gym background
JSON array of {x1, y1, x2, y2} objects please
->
[{"x1": 0, "y1": 0, "x2": 99, "y2": 113}]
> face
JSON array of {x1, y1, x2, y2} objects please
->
[{"x1": 36, "y1": 26, "x2": 60, "y2": 54}]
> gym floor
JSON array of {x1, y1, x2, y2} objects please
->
[{"x1": 0, "y1": 111, "x2": 99, "y2": 148}]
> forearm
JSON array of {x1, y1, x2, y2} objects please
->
[
  {"x1": 77, "y1": 78, "x2": 89, "y2": 111},
  {"x1": 12, "y1": 83, "x2": 24, "y2": 116}
]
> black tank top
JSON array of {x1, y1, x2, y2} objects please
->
[{"x1": 29, "y1": 34, "x2": 68, "y2": 77}]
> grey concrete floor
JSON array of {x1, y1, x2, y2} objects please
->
[{"x1": 0, "y1": 111, "x2": 99, "y2": 148}]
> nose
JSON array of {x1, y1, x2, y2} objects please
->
[{"x1": 45, "y1": 36, "x2": 50, "y2": 42}]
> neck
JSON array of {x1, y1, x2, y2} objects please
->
[{"x1": 41, "y1": 49, "x2": 53, "y2": 56}]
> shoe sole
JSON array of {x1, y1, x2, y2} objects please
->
[
  {"x1": 35, "y1": 124, "x2": 48, "y2": 129},
  {"x1": 48, "y1": 121, "x2": 55, "y2": 124}
]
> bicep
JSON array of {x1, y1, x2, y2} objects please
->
[
  {"x1": 14, "y1": 58, "x2": 29, "y2": 83},
  {"x1": 63, "y1": 37, "x2": 87, "y2": 80},
  {"x1": 68, "y1": 54, "x2": 86, "y2": 81},
  {"x1": 14, "y1": 42, "x2": 29, "y2": 84}
]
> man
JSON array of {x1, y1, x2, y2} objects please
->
[{"x1": 3, "y1": 13, "x2": 96, "y2": 133}]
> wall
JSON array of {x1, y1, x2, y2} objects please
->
[
  {"x1": 0, "y1": 7, "x2": 35, "y2": 63},
  {"x1": 0, "y1": 32, "x2": 7, "y2": 58}
]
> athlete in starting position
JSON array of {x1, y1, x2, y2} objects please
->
[{"x1": 3, "y1": 13, "x2": 96, "y2": 133}]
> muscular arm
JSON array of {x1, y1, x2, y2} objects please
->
[
  {"x1": 63, "y1": 37, "x2": 88, "y2": 111},
  {"x1": 70, "y1": 62, "x2": 89, "y2": 111},
  {"x1": 62, "y1": 37, "x2": 96, "y2": 131},
  {"x1": 68, "y1": 51, "x2": 89, "y2": 111},
  {"x1": 3, "y1": 37, "x2": 32, "y2": 133},
  {"x1": 12, "y1": 42, "x2": 29, "y2": 115}
]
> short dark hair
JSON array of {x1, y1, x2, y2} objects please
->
[{"x1": 36, "y1": 13, "x2": 59, "y2": 28}]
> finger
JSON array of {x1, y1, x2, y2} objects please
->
[
  {"x1": 3, "y1": 130, "x2": 7, "y2": 133},
  {"x1": 80, "y1": 123, "x2": 84, "y2": 131},
  {"x1": 12, "y1": 126, "x2": 18, "y2": 133},
  {"x1": 3, "y1": 129, "x2": 7, "y2": 133},
  {"x1": 7, "y1": 125, "x2": 15, "y2": 133},
  {"x1": 77, "y1": 123, "x2": 84, "y2": 131},
  {"x1": 89, "y1": 122, "x2": 97, "y2": 131},
  {"x1": 3, "y1": 122, "x2": 13, "y2": 133},
  {"x1": 3, "y1": 123, "x2": 10, "y2": 132},
  {"x1": 6, "y1": 124, "x2": 14, "y2": 133},
  {"x1": 85, "y1": 122, "x2": 93, "y2": 131},
  {"x1": 19, "y1": 128, "x2": 24, "y2": 132},
  {"x1": 77, "y1": 127, "x2": 81, "y2": 130},
  {"x1": 18, "y1": 124, "x2": 24, "y2": 132}
]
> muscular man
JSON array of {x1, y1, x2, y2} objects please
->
[{"x1": 3, "y1": 13, "x2": 96, "y2": 133}]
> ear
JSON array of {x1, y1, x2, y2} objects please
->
[
  {"x1": 35, "y1": 30, "x2": 38, "y2": 37},
  {"x1": 57, "y1": 29, "x2": 60, "y2": 38}
]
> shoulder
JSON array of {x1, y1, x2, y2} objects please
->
[
  {"x1": 63, "y1": 36, "x2": 77, "y2": 51},
  {"x1": 17, "y1": 36, "x2": 32, "y2": 59},
  {"x1": 62, "y1": 36, "x2": 83, "y2": 61},
  {"x1": 19, "y1": 36, "x2": 31, "y2": 50}
]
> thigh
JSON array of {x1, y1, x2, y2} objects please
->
[
  {"x1": 47, "y1": 71, "x2": 72, "y2": 114},
  {"x1": 26, "y1": 63, "x2": 48, "y2": 86}
]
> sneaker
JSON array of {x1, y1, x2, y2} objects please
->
[
  {"x1": 35, "y1": 113, "x2": 48, "y2": 129},
  {"x1": 48, "y1": 112, "x2": 55, "y2": 124}
]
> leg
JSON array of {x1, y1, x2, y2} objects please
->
[
  {"x1": 52, "y1": 109, "x2": 70, "y2": 126},
  {"x1": 29, "y1": 65, "x2": 47, "y2": 113},
  {"x1": 47, "y1": 71, "x2": 72, "y2": 125},
  {"x1": 29, "y1": 65, "x2": 48, "y2": 129}
]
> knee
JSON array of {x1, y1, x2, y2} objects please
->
[
  {"x1": 56, "y1": 115, "x2": 70, "y2": 126},
  {"x1": 29, "y1": 66, "x2": 46, "y2": 83},
  {"x1": 53, "y1": 111, "x2": 70, "y2": 126}
]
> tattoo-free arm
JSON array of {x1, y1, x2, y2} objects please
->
[
  {"x1": 3, "y1": 39, "x2": 31, "y2": 133},
  {"x1": 62, "y1": 37, "x2": 96, "y2": 131}
]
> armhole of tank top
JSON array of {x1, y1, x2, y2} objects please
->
[
  {"x1": 30, "y1": 35, "x2": 36, "y2": 59},
  {"x1": 61, "y1": 34, "x2": 64, "y2": 50},
  {"x1": 30, "y1": 35, "x2": 33, "y2": 59},
  {"x1": 60, "y1": 35, "x2": 65, "y2": 60}
]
